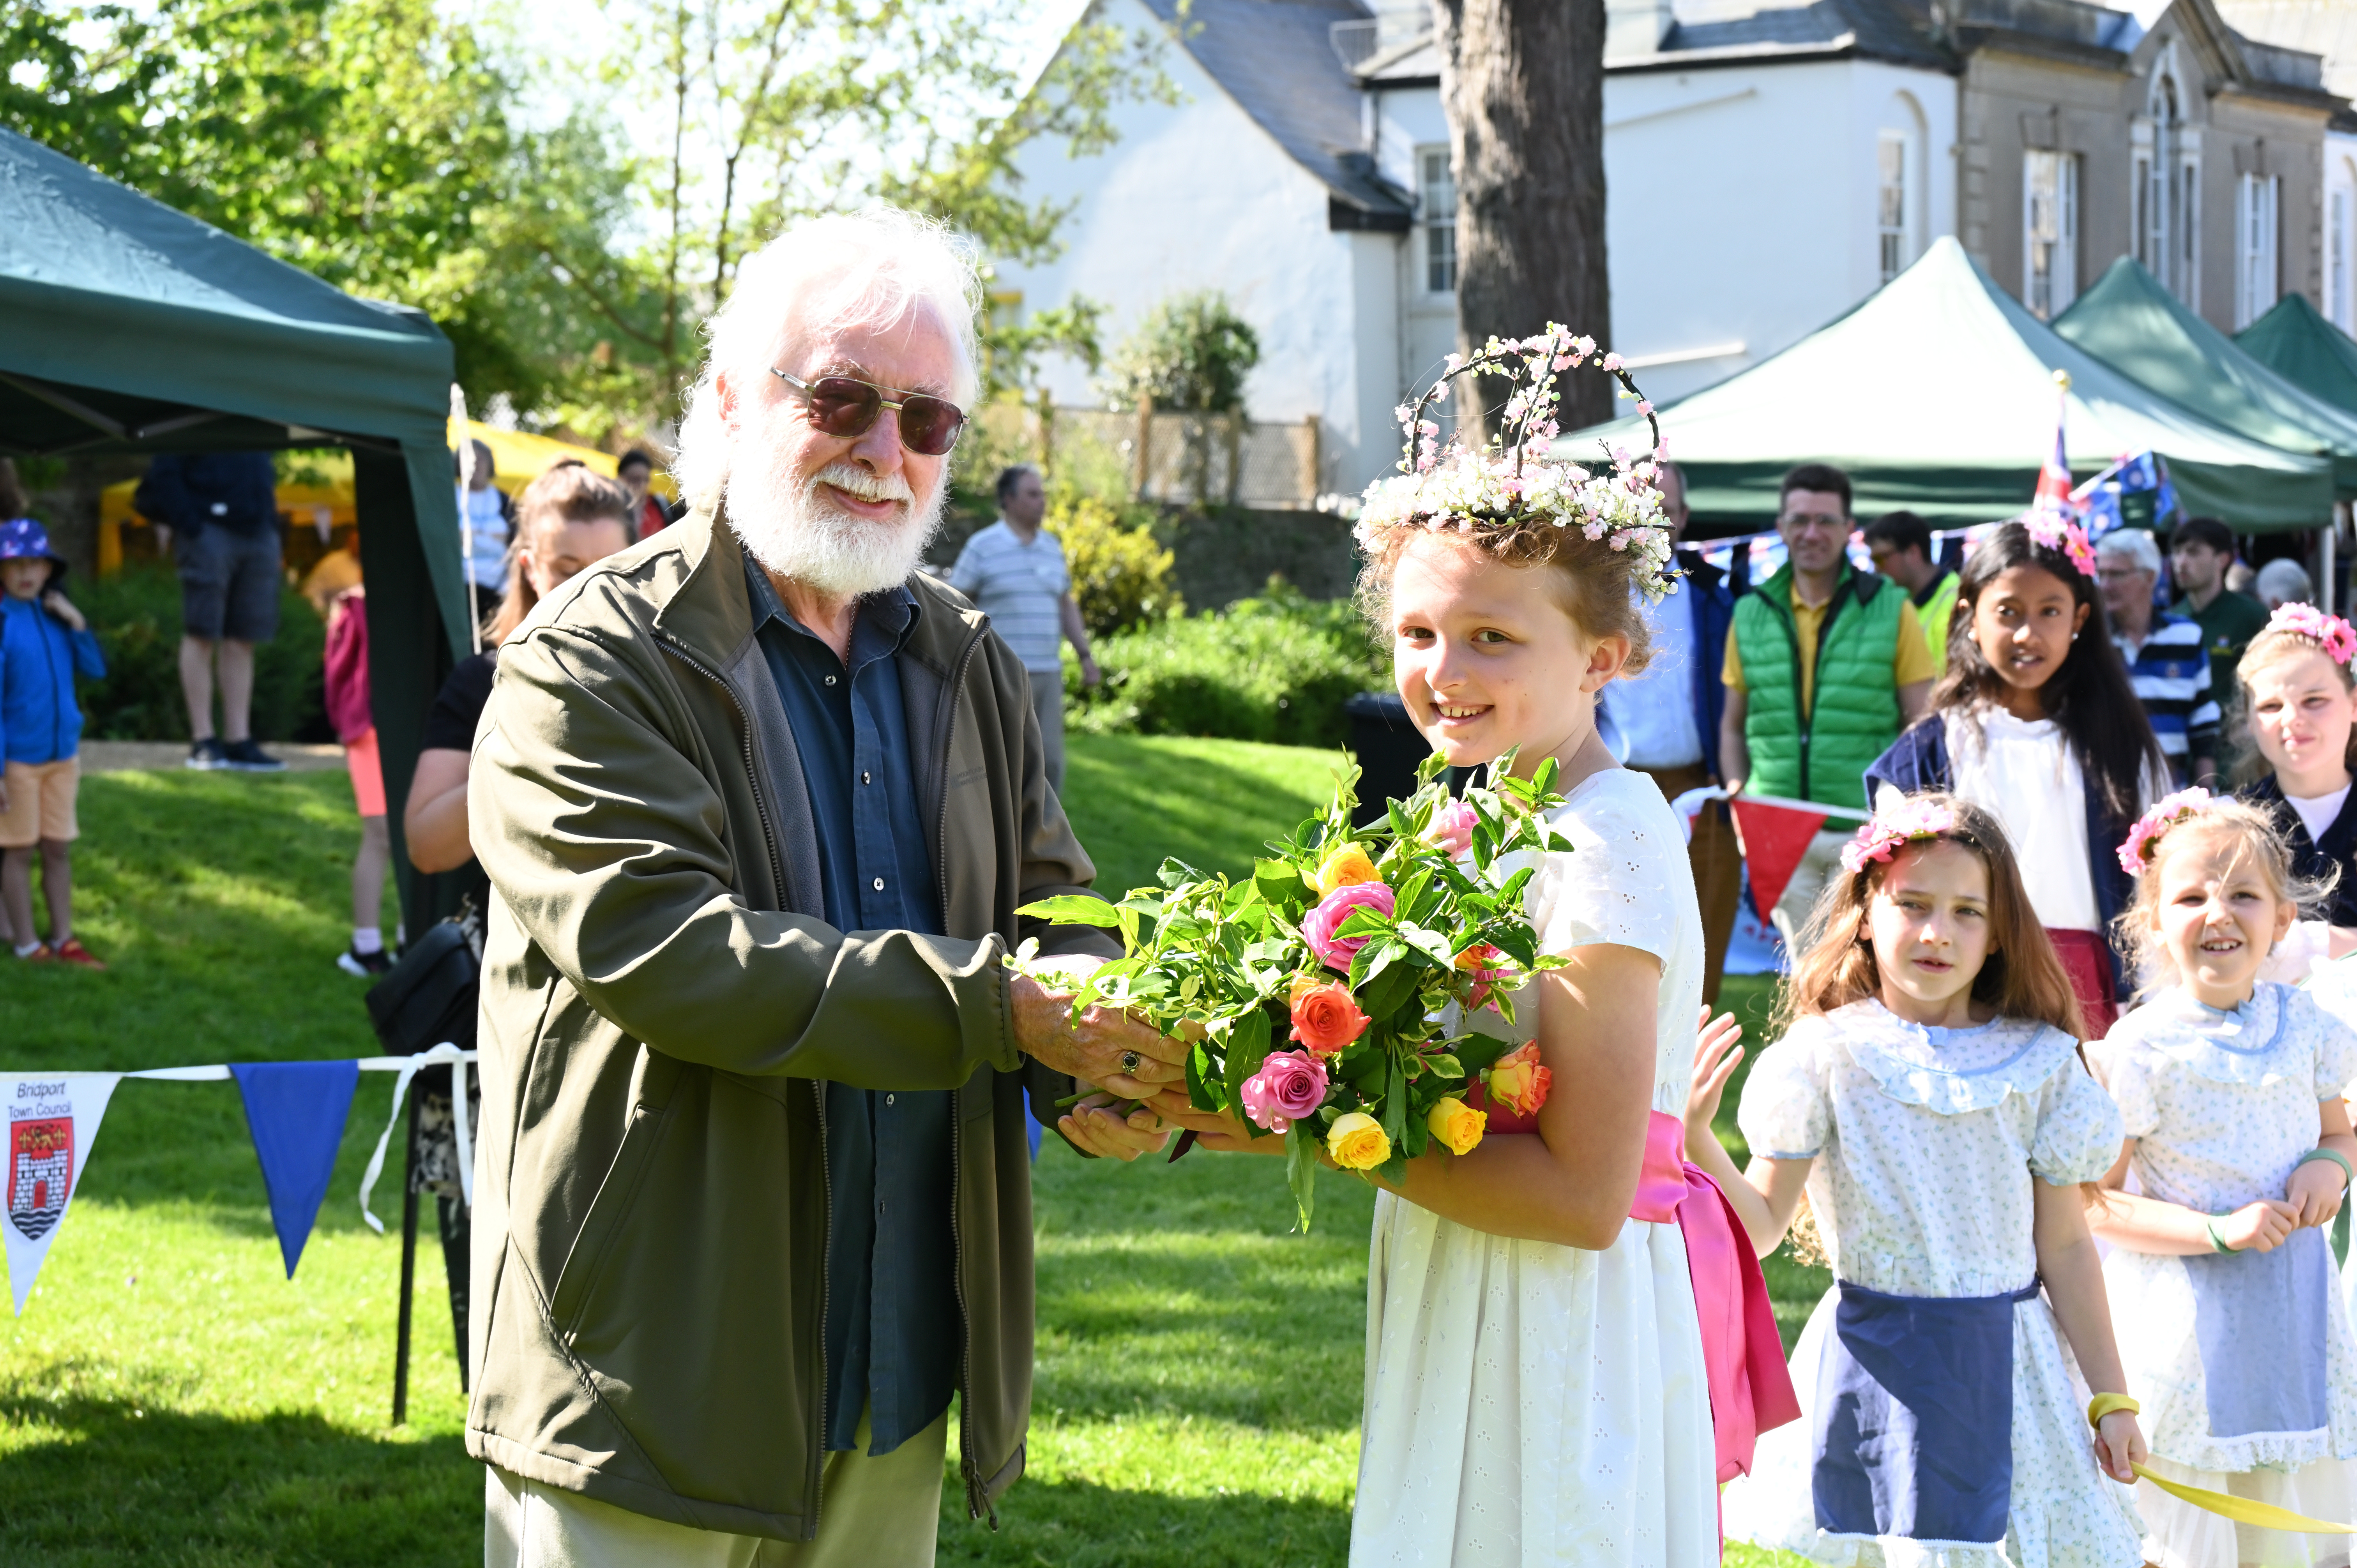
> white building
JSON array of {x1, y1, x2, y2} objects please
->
[{"x1": 999, "y1": 0, "x2": 2337, "y2": 498}]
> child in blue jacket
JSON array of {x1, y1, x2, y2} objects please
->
[{"x1": 0, "y1": 517, "x2": 108, "y2": 966}]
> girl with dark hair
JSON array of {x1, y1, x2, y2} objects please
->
[{"x1": 1867, "y1": 521, "x2": 2168, "y2": 1035}]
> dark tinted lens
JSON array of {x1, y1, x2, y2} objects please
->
[
  {"x1": 897, "y1": 394, "x2": 966, "y2": 456},
  {"x1": 804, "y1": 377, "x2": 883, "y2": 437}
]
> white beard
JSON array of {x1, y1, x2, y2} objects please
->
[{"x1": 725, "y1": 428, "x2": 943, "y2": 599}]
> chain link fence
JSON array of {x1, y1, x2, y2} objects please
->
[{"x1": 974, "y1": 401, "x2": 1321, "y2": 510}]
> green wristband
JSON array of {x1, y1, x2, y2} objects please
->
[
  {"x1": 2297, "y1": 1148, "x2": 2354, "y2": 1192},
  {"x1": 2207, "y1": 1215, "x2": 2238, "y2": 1254}
]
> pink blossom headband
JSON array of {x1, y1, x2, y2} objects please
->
[
  {"x1": 2024, "y1": 514, "x2": 2098, "y2": 579},
  {"x1": 2263, "y1": 602, "x2": 2357, "y2": 665},
  {"x1": 1840, "y1": 800, "x2": 1960, "y2": 874},
  {"x1": 2116, "y1": 786, "x2": 2217, "y2": 875}
]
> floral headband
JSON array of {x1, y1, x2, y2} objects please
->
[
  {"x1": 2024, "y1": 513, "x2": 2099, "y2": 579},
  {"x1": 1353, "y1": 324, "x2": 1680, "y2": 601},
  {"x1": 2263, "y1": 602, "x2": 2357, "y2": 665},
  {"x1": 2116, "y1": 786, "x2": 2217, "y2": 874},
  {"x1": 1839, "y1": 799, "x2": 1960, "y2": 874}
]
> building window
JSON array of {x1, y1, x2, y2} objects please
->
[
  {"x1": 2237, "y1": 173, "x2": 2280, "y2": 328},
  {"x1": 2024, "y1": 150, "x2": 2078, "y2": 318},
  {"x1": 1877, "y1": 131, "x2": 1910, "y2": 284},
  {"x1": 2179, "y1": 156, "x2": 2201, "y2": 307},
  {"x1": 2332, "y1": 188, "x2": 2351, "y2": 330},
  {"x1": 1420, "y1": 147, "x2": 1456, "y2": 294},
  {"x1": 2138, "y1": 61, "x2": 2198, "y2": 305}
]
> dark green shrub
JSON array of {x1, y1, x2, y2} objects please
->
[
  {"x1": 72, "y1": 564, "x2": 326, "y2": 742},
  {"x1": 1072, "y1": 579, "x2": 1384, "y2": 748}
]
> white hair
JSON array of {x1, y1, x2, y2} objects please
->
[
  {"x1": 675, "y1": 208, "x2": 983, "y2": 516},
  {"x1": 2095, "y1": 527, "x2": 2161, "y2": 577},
  {"x1": 2258, "y1": 557, "x2": 2315, "y2": 606}
]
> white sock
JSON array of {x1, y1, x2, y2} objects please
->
[
  {"x1": 14, "y1": 942, "x2": 42, "y2": 958},
  {"x1": 352, "y1": 927, "x2": 384, "y2": 956}
]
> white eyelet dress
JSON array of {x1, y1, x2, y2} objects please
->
[
  {"x1": 1721, "y1": 1000, "x2": 2145, "y2": 1568},
  {"x1": 1350, "y1": 768, "x2": 1719, "y2": 1568},
  {"x1": 2092, "y1": 982, "x2": 2357, "y2": 1568}
]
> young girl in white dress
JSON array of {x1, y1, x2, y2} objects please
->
[
  {"x1": 1687, "y1": 793, "x2": 2149, "y2": 1568},
  {"x1": 2090, "y1": 791, "x2": 2357, "y2": 1568},
  {"x1": 1159, "y1": 513, "x2": 1727, "y2": 1564}
]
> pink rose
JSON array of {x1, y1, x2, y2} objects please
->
[
  {"x1": 1241, "y1": 1049, "x2": 1330, "y2": 1133},
  {"x1": 1423, "y1": 800, "x2": 1477, "y2": 859},
  {"x1": 1302, "y1": 881, "x2": 1395, "y2": 973}
]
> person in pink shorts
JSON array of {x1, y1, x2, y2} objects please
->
[{"x1": 0, "y1": 513, "x2": 107, "y2": 968}]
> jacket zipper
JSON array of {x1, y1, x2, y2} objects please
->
[
  {"x1": 1778, "y1": 573, "x2": 1852, "y2": 803},
  {"x1": 657, "y1": 633, "x2": 830, "y2": 1523},
  {"x1": 934, "y1": 623, "x2": 994, "y2": 1525}
]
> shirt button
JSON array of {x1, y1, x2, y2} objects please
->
[
  {"x1": 872, "y1": 877, "x2": 885, "y2": 892},
  {"x1": 862, "y1": 771, "x2": 872, "y2": 785},
  {"x1": 885, "y1": 1093, "x2": 896, "y2": 1105},
  {"x1": 825, "y1": 675, "x2": 837, "y2": 686}
]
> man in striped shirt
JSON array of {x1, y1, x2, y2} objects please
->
[
  {"x1": 948, "y1": 466, "x2": 1099, "y2": 792},
  {"x1": 2097, "y1": 528, "x2": 2218, "y2": 786}
]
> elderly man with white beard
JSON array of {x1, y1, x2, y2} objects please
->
[{"x1": 463, "y1": 208, "x2": 1182, "y2": 1567}]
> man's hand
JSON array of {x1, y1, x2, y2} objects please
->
[
  {"x1": 1011, "y1": 971, "x2": 1186, "y2": 1099},
  {"x1": 1058, "y1": 1093, "x2": 1170, "y2": 1161},
  {"x1": 1079, "y1": 654, "x2": 1102, "y2": 689},
  {"x1": 1143, "y1": 1088, "x2": 1289, "y2": 1157}
]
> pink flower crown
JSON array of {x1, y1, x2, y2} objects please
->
[
  {"x1": 1839, "y1": 800, "x2": 1959, "y2": 874},
  {"x1": 2264, "y1": 602, "x2": 2357, "y2": 665},
  {"x1": 2024, "y1": 514, "x2": 2098, "y2": 579},
  {"x1": 2116, "y1": 786, "x2": 2217, "y2": 875}
]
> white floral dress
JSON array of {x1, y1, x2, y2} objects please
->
[
  {"x1": 1352, "y1": 768, "x2": 1718, "y2": 1568},
  {"x1": 1721, "y1": 1000, "x2": 2144, "y2": 1568},
  {"x1": 2092, "y1": 982, "x2": 2357, "y2": 1568}
]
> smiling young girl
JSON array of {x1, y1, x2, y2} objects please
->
[
  {"x1": 1689, "y1": 795, "x2": 2147, "y2": 1568},
  {"x1": 2092, "y1": 792, "x2": 2357, "y2": 1568},
  {"x1": 2237, "y1": 604, "x2": 2357, "y2": 978},
  {"x1": 1868, "y1": 522, "x2": 2168, "y2": 1035}
]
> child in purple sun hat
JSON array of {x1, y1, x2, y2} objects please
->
[{"x1": 0, "y1": 506, "x2": 108, "y2": 968}]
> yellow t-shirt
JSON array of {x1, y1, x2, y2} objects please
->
[{"x1": 1723, "y1": 592, "x2": 1935, "y2": 717}]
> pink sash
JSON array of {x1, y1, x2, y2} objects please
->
[{"x1": 1630, "y1": 1110, "x2": 1802, "y2": 1484}]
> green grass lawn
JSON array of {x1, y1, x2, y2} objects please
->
[{"x1": 0, "y1": 735, "x2": 1822, "y2": 1564}]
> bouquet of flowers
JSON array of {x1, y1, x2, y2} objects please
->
[{"x1": 1013, "y1": 752, "x2": 1574, "y2": 1231}]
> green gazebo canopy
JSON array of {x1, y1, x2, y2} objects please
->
[
  {"x1": 2238, "y1": 292, "x2": 2357, "y2": 423},
  {"x1": 2054, "y1": 257, "x2": 2357, "y2": 498},
  {"x1": 1564, "y1": 237, "x2": 2334, "y2": 530},
  {"x1": 0, "y1": 127, "x2": 471, "y2": 927}
]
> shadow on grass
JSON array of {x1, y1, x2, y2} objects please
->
[
  {"x1": 1063, "y1": 735, "x2": 1338, "y2": 892},
  {"x1": 939, "y1": 1472, "x2": 1351, "y2": 1568},
  {"x1": 0, "y1": 1377, "x2": 478, "y2": 1567}
]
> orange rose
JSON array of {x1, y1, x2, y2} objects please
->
[
  {"x1": 1426, "y1": 1096, "x2": 1486, "y2": 1156},
  {"x1": 1485, "y1": 1042, "x2": 1553, "y2": 1119},
  {"x1": 1327, "y1": 1111, "x2": 1391, "y2": 1170},
  {"x1": 1288, "y1": 981, "x2": 1370, "y2": 1056}
]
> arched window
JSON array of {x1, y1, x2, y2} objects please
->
[{"x1": 2136, "y1": 49, "x2": 2198, "y2": 305}]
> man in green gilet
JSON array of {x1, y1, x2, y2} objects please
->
[{"x1": 1720, "y1": 463, "x2": 1936, "y2": 946}]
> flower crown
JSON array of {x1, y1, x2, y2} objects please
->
[
  {"x1": 1839, "y1": 799, "x2": 1959, "y2": 874},
  {"x1": 2263, "y1": 602, "x2": 2357, "y2": 665},
  {"x1": 1353, "y1": 325, "x2": 1679, "y2": 601},
  {"x1": 2023, "y1": 513, "x2": 2098, "y2": 579},
  {"x1": 2116, "y1": 786, "x2": 2217, "y2": 875}
]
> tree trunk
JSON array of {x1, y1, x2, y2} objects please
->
[{"x1": 1432, "y1": 0, "x2": 1611, "y2": 434}]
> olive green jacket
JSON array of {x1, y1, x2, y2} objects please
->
[{"x1": 463, "y1": 510, "x2": 1117, "y2": 1540}]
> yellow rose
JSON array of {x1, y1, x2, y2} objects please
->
[
  {"x1": 1314, "y1": 843, "x2": 1381, "y2": 896},
  {"x1": 1327, "y1": 1111, "x2": 1392, "y2": 1170},
  {"x1": 1426, "y1": 1096, "x2": 1486, "y2": 1157}
]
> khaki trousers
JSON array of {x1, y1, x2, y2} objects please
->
[
  {"x1": 485, "y1": 1408, "x2": 947, "y2": 1568},
  {"x1": 1634, "y1": 763, "x2": 1740, "y2": 1006}
]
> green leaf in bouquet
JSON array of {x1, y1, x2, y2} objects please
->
[
  {"x1": 1415, "y1": 749, "x2": 1451, "y2": 786},
  {"x1": 1396, "y1": 922, "x2": 1457, "y2": 969},
  {"x1": 1379, "y1": 1048, "x2": 1409, "y2": 1148},
  {"x1": 1424, "y1": 1052, "x2": 1466, "y2": 1080},
  {"x1": 1346, "y1": 934, "x2": 1404, "y2": 991},
  {"x1": 1360, "y1": 955, "x2": 1424, "y2": 1023},
  {"x1": 1156, "y1": 858, "x2": 1205, "y2": 890},
  {"x1": 1254, "y1": 858, "x2": 1313, "y2": 910},
  {"x1": 1186, "y1": 1037, "x2": 1218, "y2": 1111},
  {"x1": 1285, "y1": 1123, "x2": 1320, "y2": 1233},
  {"x1": 1014, "y1": 895, "x2": 1123, "y2": 928},
  {"x1": 1385, "y1": 797, "x2": 1417, "y2": 847},
  {"x1": 1468, "y1": 817, "x2": 1496, "y2": 872},
  {"x1": 1220, "y1": 1008, "x2": 1272, "y2": 1133},
  {"x1": 1530, "y1": 753, "x2": 1561, "y2": 796}
]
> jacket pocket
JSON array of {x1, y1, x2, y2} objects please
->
[{"x1": 548, "y1": 1098, "x2": 670, "y2": 1338}]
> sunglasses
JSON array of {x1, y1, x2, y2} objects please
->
[{"x1": 771, "y1": 369, "x2": 967, "y2": 457}]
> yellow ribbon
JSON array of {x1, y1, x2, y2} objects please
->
[{"x1": 2131, "y1": 1463, "x2": 2357, "y2": 1534}]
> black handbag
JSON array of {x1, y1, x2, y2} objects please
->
[{"x1": 364, "y1": 898, "x2": 484, "y2": 1056}]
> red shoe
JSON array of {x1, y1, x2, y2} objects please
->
[
  {"x1": 18, "y1": 945, "x2": 53, "y2": 963},
  {"x1": 49, "y1": 939, "x2": 104, "y2": 971}
]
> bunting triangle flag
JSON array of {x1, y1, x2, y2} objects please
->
[
  {"x1": 0, "y1": 1072, "x2": 122, "y2": 1315},
  {"x1": 230, "y1": 1061, "x2": 360, "y2": 1279},
  {"x1": 1728, "y1": 795, "x2": 1832, "y2": 916}
]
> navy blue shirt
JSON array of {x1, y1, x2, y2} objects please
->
[{"x1": 744, "y1": 561, "x2": 958, "y2": 1458}]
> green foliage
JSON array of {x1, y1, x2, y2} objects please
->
[
  {"x1": 1074, "y1": 580, "x2": 1385, "y2": 748},
  {"x1": 1100, "y1": 292, "x2": 1262, "y2": 414},
  {"x1": 1049, "y1": 494, "x2": 1180, "y2": 639},
  {"x1": 72, "y1": 566, "x2": 325, "y2": 743}
]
